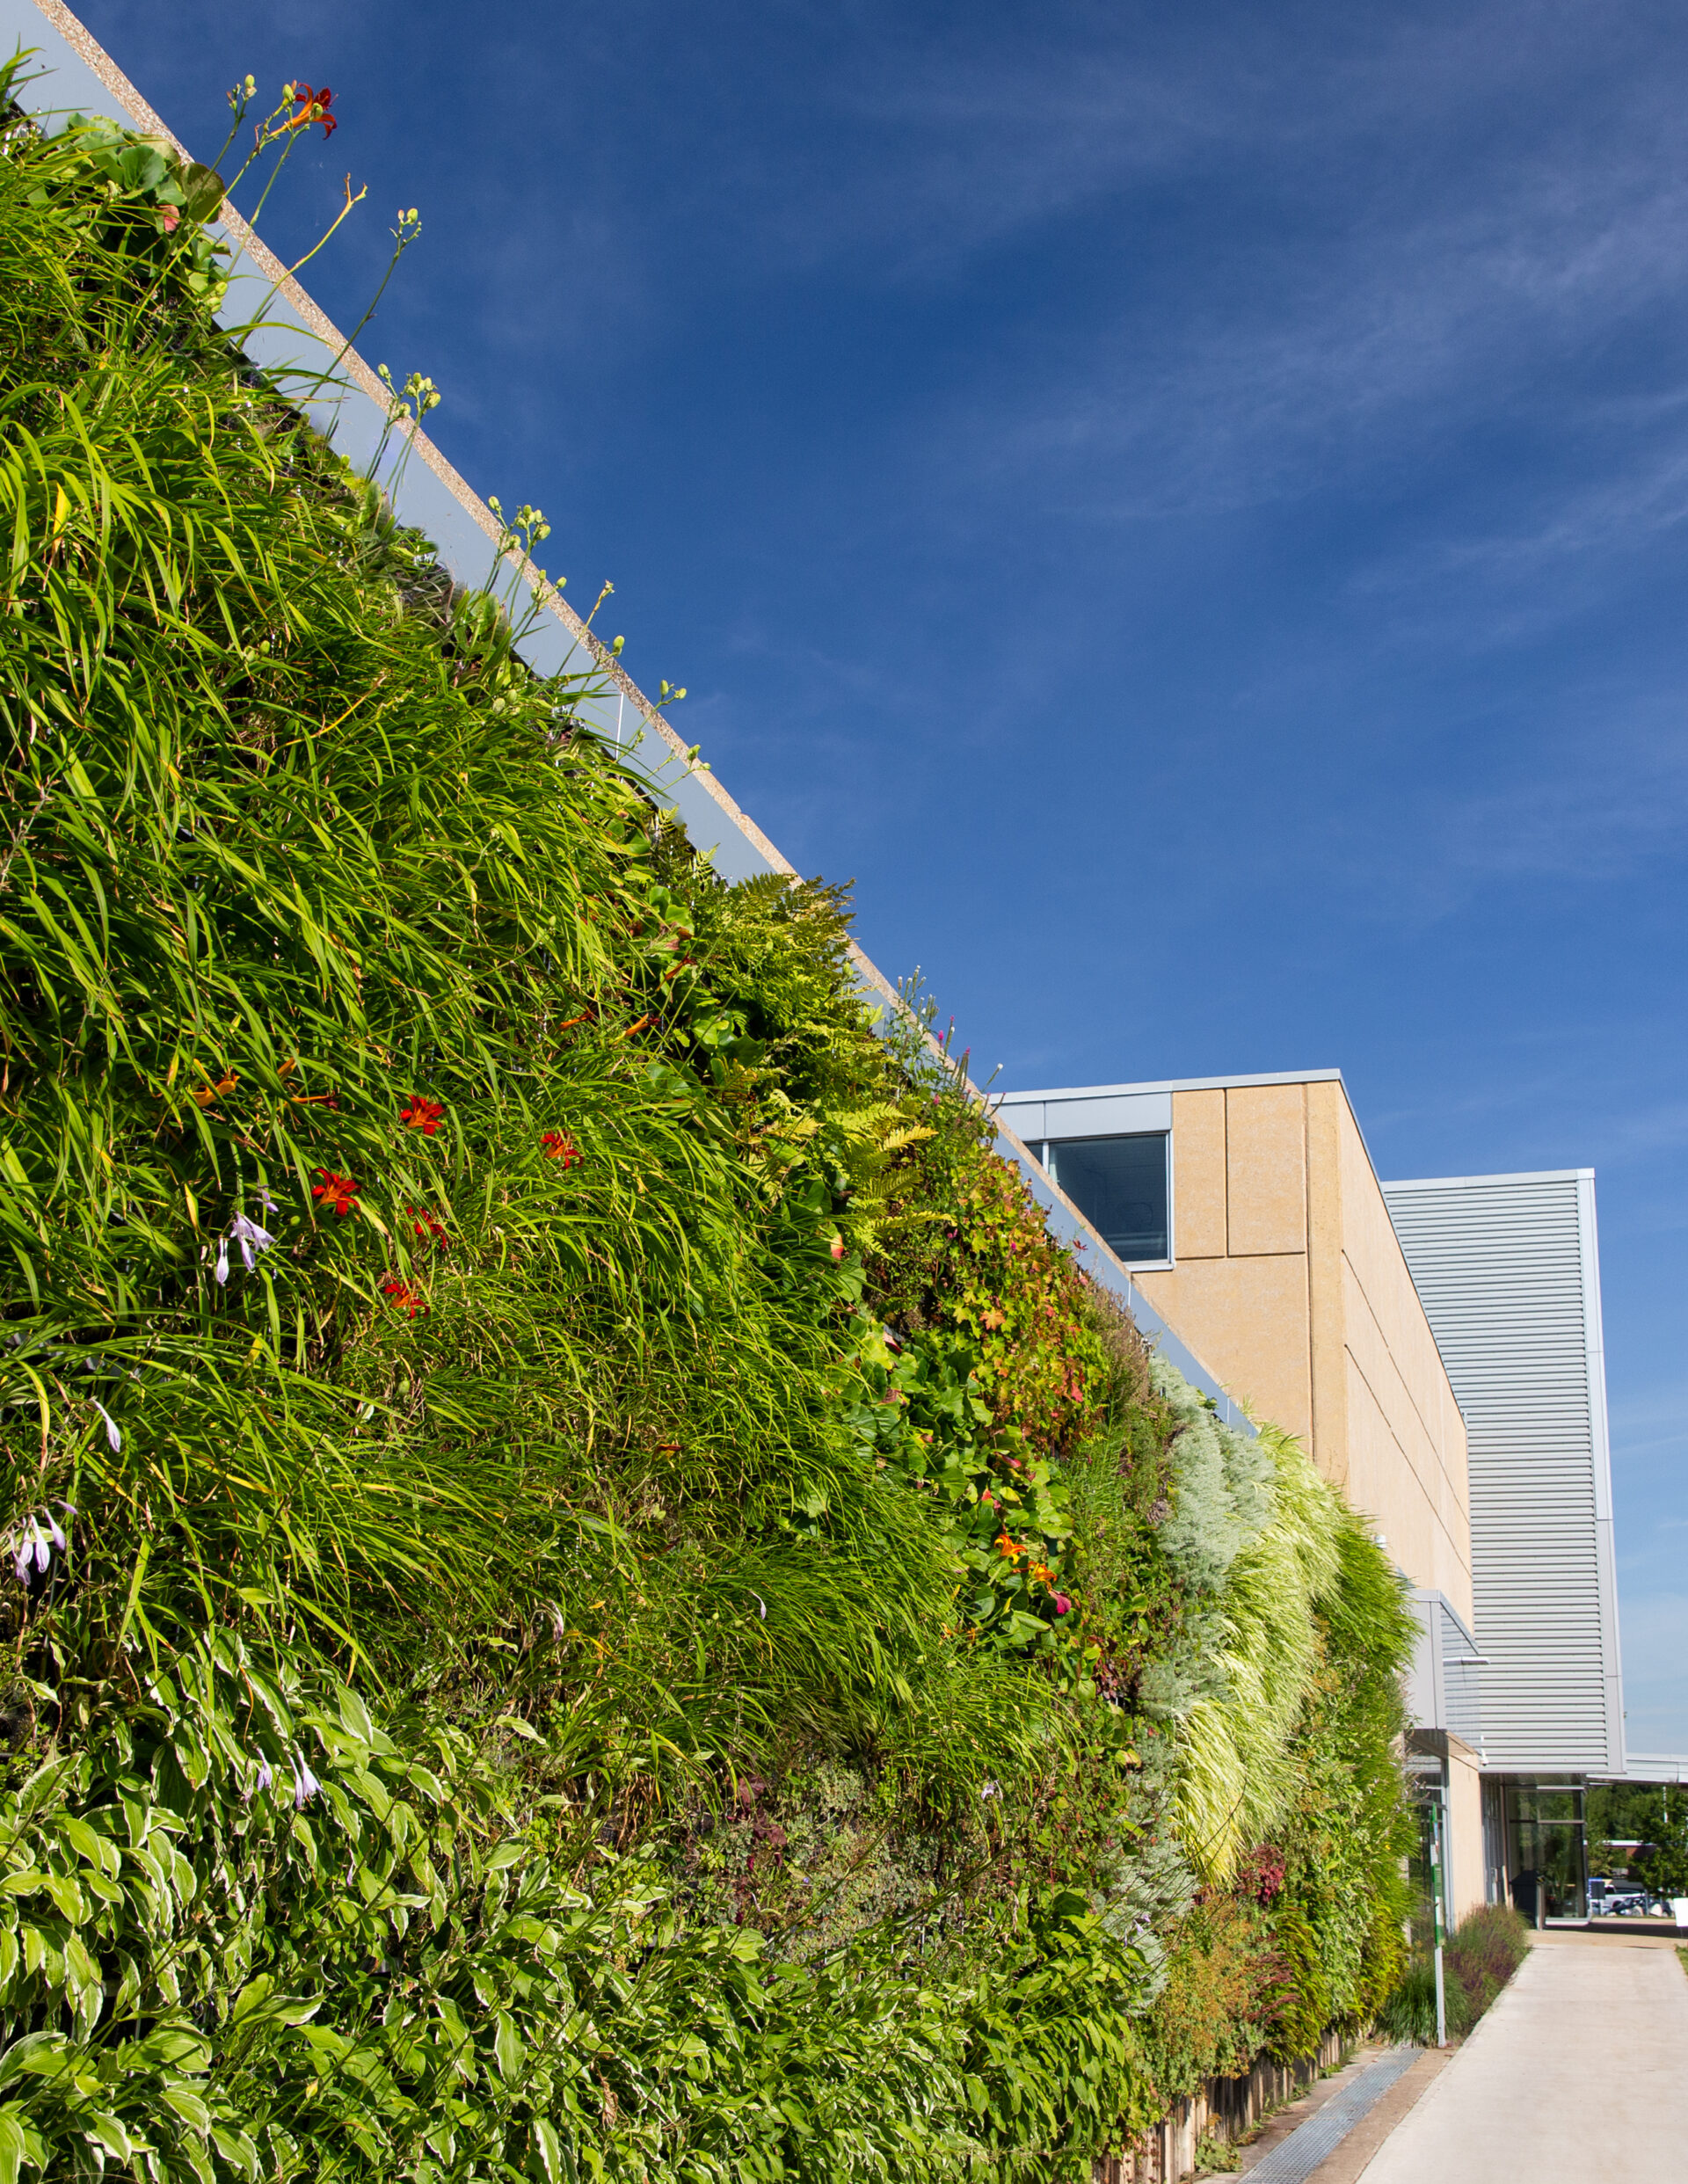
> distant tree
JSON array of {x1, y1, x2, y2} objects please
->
[
  {"x1": 1588, "y1": 1783, "x2": 1675, "y2": 1875},
  {"x1": 1628, "y1": 1791, "x2": 1688, "y2": 1902}
]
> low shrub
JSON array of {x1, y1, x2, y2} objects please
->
[
  {"x1": 1377, "y1": 1905, "x2": 1530, "y2": 2043},
  {"x1": 1445, "y1": 1903, "x2": 1531, "y2": 2012},
  {"x1": 1376, "y1": 1958, "x2": 1471, "y2": 2043}
]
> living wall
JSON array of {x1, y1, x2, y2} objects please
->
[{"x1": 0, "y1": 61, "x2": 1415, "y2": 2182}]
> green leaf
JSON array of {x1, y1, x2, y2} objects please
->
[
  {"x1": 208, "y1": 2122, "x2": 259, "y2": 2178},
  {"x1": 160, "y1": 2080, "x2": 213, "y2": 2131},
  {"x1": 179, "y1": 162, "x2": 224, "y2": 222},
  {"x1": 56, "y1": 1814, "x2": 120, "y2": 1876},
  {"x1": 532, "y1": 2115, "x2": 562, "y2": 2182},
  {"x1": 85, "y1": 2111, "x2": 135, "y2": 2161},
  {"x1": 229, "y1": 1974, "x2": 273, "y2": 2023}
]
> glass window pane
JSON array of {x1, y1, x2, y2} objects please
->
[{"x1": 1047, "y1": 1134, "x2": 1168, "y2": 1262}]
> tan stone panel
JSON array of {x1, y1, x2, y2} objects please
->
[
  {"x1": 1446, "y1": 1745, "x2": 1487, "y2": 1923},
  {"x1": 1345, "y1": 1257, "x2": 1476, "y2": 1616},
  {"x1": 1170, "y1": 1088, "x2": 1226, "y2": 1258},
  {"x1": 1335, "y1": 1103, "x2": 1470, "y2": 1540},
  {"x1": 1305, "y1": 1080, "x2": 1349, "y2": 1490},
  {"x1": 1344, "y1": 1347, "x2": 1473, "y2": 1624},
  {"x1": 1343, "y1": 1350, "x2": 1437, "y2": 1592},
  {"x1": 1135, "y1": 1256, "x2": 1313, "y2": 1451},
  {"x1": 1226, "y1": 1084, "x2": 1307, "y2": 1256}
]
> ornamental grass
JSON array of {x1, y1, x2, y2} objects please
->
[{"x1": 0, "y1": 57, "x2": 1415, "y2": 2181}]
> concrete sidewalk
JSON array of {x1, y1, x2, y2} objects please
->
[{"x1": 1355, "y1": 1932, "x2": 1688, "y2": 2184}]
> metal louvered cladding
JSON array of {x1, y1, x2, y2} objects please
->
[
  {"x1": 1438, "y1": 1598, "x2": 1485, "y2": 1749},
  {"x1": 1381, "y1": 1172, "x2": 1624, "y2": 1775},
  {"x1": 1405, "y1": 1589, "x2": 1485, "y2": 1748}
]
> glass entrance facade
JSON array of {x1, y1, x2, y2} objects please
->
[{"x1": 1505, "y1": 1781, "x2": 1587, "y2": 1921}]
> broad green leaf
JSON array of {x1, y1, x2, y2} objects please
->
[
  {"x1": 532, "y1": 2115, "x2": 562, "y2": 2181},
  {"x1": 160, "y1": 2080, "x2": 213, "y2": 2131}
]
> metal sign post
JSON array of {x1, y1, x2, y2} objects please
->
[{"x1": 1429, "y1": 1786, "x2": 1448, "y2": 2047}]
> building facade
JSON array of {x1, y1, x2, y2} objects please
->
[
  {"x1": 998, "y1": 1070, "x2": 1488, "y2": 1918},
  {"x1": 996, "y1": 1077, "x2": 1639, "y2": 1926},
  {"x1": 1381, "y1": 1170, "x2": 1625, "y2": 1918}
]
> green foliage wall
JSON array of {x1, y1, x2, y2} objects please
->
[{"x1": 0, "y1": 69, "x2": 1415, "y2": 2182}]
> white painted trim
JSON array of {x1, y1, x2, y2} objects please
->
[
  {"x1": 1591, "y1": 1755, "x2": 1688, "y2": 1785},
  {"x1": 1382, "y1": 1168, "x2": 1596, "y2": 1190},
  {"x1": 999, "y1": 1067, "x2": 1344, "y2": 1102},
  {"x1": 1580, "y1": 1173, "x2": 1626, "y2": 1775}
]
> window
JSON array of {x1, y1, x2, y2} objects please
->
[
  {"x1": 1505, "y1": 1782, "x2": 1587, "y2": 1922},
  {"x1": 1039, "y1": 1133, "x2": 1170, "y2": 1264}
]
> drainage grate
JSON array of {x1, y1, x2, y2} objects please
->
[{"x1": 1241, "y1": 2045, "x2": 1421, "y2": 2184}]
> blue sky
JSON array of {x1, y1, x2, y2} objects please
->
[{"x1": 59, "y1": 0, "x2": 1688, "y2": 1748}]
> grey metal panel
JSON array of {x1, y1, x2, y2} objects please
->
[
  {"x1": 1041, "y1": 1092, "x2": 1172, "y2": 1139},
  {"x1": 1406, "y1": 1588, "x2": 1486, "y2": 1752},
  {"x1": 994, "y1": 1100, "x2": 1045, "y2": 1143},
  {"x1": 1382, "y1": 1173, "x2": 1624, "y2": 1775}
]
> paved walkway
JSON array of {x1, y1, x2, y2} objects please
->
[{"x1": 1353, "y1": 1931, "x2": 1688, "y2": 2184}]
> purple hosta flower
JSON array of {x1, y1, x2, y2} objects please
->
[
  {"x1": 291, "y1": 1745, "x2": 323, "y2": 1809},
  {"x1": 215, "y1": 1208, "x2": 278, "y2": 1287},
  {"x1": 4, "y1": 1503, "x2": 75, "y2": 1587},
  {"x1": 91, "y1": 1400, "x2": 121, "y2": 1453},
  {"x1": 239, "y1": 1750, "x2": 274, "y2": 1802}
]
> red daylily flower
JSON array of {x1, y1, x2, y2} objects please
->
[
  {"x1": 287, "y1": 82, "x2": 337, "y2": 138},
  {"x1": 541, "y1": 1131, "x2": 582, "y2": 1168},
  {"x1": 381, "y1": 1276, "x2": 426, "y2": 1318},
  {"x1": 400, "y1": 1096, "x2": 444, "y2": 1136},
  {"x1": 311, "y1": 1169, "x2": 360, "y2": 1217},
  {"x1": 408, "y1": 1205, "x2": 448, "y2": 1249}
]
